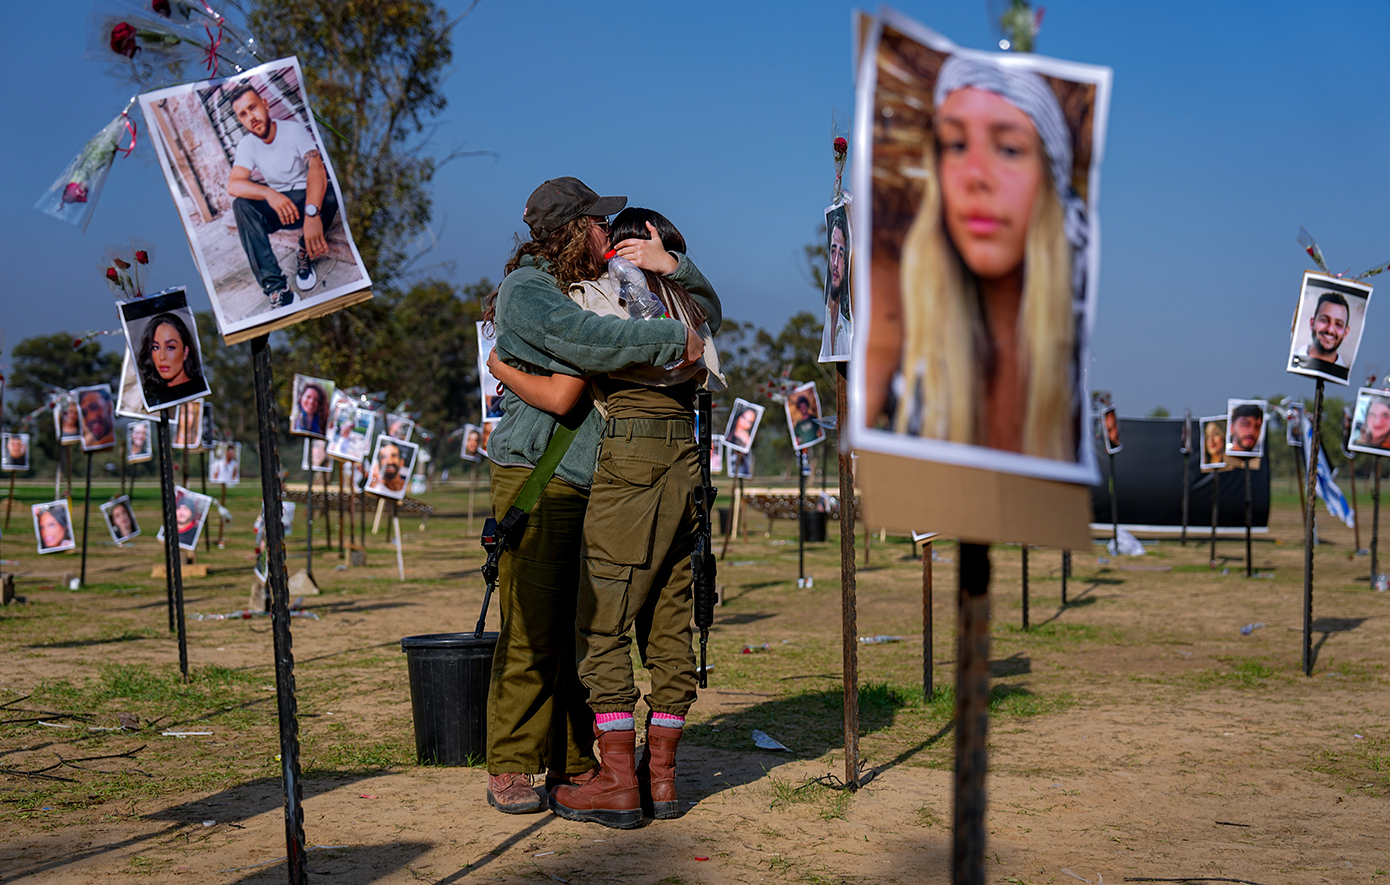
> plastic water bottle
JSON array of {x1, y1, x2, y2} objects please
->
[{"x1": 606, "y1": 252, "x2": 667, "y2": 319}]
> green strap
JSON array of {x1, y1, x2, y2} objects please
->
[{"x1": 511, "y1": 420, "x2": 578, "y2": 515}]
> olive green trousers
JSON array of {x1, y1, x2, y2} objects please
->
[
  {"x1": 486, "y1": 464, "x2": 598, "y2": 775},
  {"x1": 577, "y1": 423, "x2": 700, "y2": 717}
]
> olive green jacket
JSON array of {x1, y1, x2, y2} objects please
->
[{"x1": 487, "y1": 252, "x2": 721, "y2": 489}]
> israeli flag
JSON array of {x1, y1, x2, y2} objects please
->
[{"x1": 1304, "y1": 413, "x2": 1355, "y2": 528}]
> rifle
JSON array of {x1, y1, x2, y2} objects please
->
[{"x1": 692, "y1": 389, "x2": 718, "y2": 687}]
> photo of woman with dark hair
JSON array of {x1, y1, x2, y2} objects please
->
[
  {"x1": 33, "y1": 501, "x2": 76, "y2": 553},
  {"x1": 290, "y1": 375, "x2": 333, "y2": 438},
  {"x1": 100, "y1": 496, "x2": 141, "y2": 543},
  {"x1": 119, "y1": 288, "x2": 211, "y2": 410}
]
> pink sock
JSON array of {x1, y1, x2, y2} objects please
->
[
  {"x1": 651, "y1": 713, "x2": 685, "y2": 729},
  {"x1": 596, "y1": 712, "x2": 634, "y2": 732}
]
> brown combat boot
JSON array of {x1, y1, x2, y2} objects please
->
[
  {"x1": 548, "y1": 729, "x2": 642, "y2": 829},
  {"x1": 637, "y1": 719, "x2": 682, "y2": 819}
]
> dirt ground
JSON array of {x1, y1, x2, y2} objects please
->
[{"x1": 0, "y1": 480, "x2": 1386, "y2": 885}]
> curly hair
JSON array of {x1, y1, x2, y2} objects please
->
[
  {"x1": 504, "y1": 214, "x2": 606, "y2": 287},
  {"x1": 137, "y1": 313, "x2": 204, "y2": 396}
]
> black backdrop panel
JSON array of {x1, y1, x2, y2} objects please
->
[{"x1": 1090, "y1": 417, "x2": 1269, "y2": 528}]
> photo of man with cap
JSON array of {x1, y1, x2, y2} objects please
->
[
  {"x1": 482, "y1": 176, "x2": 709, "y2": 820},
  {"x1": 1226, "y1": 400, "x2": 1266, "y2": 457}
]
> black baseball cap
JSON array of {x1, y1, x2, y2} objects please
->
[{"x1": 522, "y1": 177, "x2": 626, "y2": 237}]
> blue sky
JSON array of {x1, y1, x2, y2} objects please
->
[{"x1": 4, "y1": 1, "x2": 1390, "y2": 419}]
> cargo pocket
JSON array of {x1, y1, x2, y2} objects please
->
[
  {"x1": 579, "y1": 559, "x2": 634, "y2": 636},
  {"x1": 585, "y1": 449, "x2": 667, "y2": 566}
]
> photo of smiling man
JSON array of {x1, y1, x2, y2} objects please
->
[
  {"x1": 1288, "y1": 271, "x2": 1372, "y2": 385},
  {"x1": 1225, "y1": 399, "x2": 1267, "y2": 459},
  {"x1": 139, "y1": 58, "x2": 371, "y2": 342}
]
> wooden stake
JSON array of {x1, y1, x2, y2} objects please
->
[
  {"x1": 836, "y1": 365, "x2": 858, "y2": 788},
  {"x1": 1303, "y1": 379, "x2": 1324, "y2": 677},
  {"x1": 953, "y1": 542, "x2": 991, "y2": 885}
]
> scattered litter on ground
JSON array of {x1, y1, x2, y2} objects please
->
[
  {"x1": 1060, "y1": 869, "x2": 1091, "y2": 884},
  {"x1": 858, "y1": 635, "x2": 902, "y2": 644},
  {"x1": 1240, "y1": 622, "x2": 1265, "y2": 635},
  {"x1": 796, "y1": 576, "x2": 814, "y2": 588},
  {"x1": 202, "y1": 820, "x2": 215, "y2": 827},
  {"x1": 193, "y1": 609, "x2": 319, "y2": 621},
  {"x1": 161, "y1": 731, "x2": 212, "y2": 737},
  {"x1": 359, "y1": 794, "x2": 377, "y2": 799},
  {"x1": 533, "y1": 851, "x2": 554, "y2": 857},
  {"x1": 741, "y1": 643, "x2": 770, "y2": 654},
  {"x1": 751, "y1": 729, "x2": 790, "y2": 751}
]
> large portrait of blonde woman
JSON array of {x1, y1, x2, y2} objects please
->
[{"x1": 849, "y1": 10, "x2": 1110, "y2": 488}]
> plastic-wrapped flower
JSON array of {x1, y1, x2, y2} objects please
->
[
  {"x1": 111, "y1": 22, "x2": 139, "y2": 58},
  {"x1": 834, "y1": 137, "x2": 848, "y2": 154},
  {"x1": 152, "y1": 0, "x2": 171, "y2": 16},
  {"x1": 135, "y1": 250, "x2": 149, "y2": 264},
  {"x1": 36, "y1": 108, "x2": 136, "y2": 232},
  {"x1": 105, "y1": 267, "x2": 119, "y2": 283},
  {"x1": 63, "y1": 182, "x2": 89, "y2": 204}
]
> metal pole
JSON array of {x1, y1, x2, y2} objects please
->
[
  {"x1": 1180, "y1": 451, "x2": 1190, "y2": 546},
  {"x1": 1350, "y1": 457, "x2": 1361, "y2": 554},
  {"x1": 798, "y1": 451, "x2": 806, "y2": 583},
  {"x1": 953, "y1": 542, "x2": 991, "y2": 885},
  {"x1": 467, "y1": 460, "x2": 477, "y2": 535},
  {"x1": 836, "y1": 366, "x2": 859, "y2": 789},
  {"x1": 201, "y1": 452, "x2": 209, "y2": 553},
  {"x1": 1060, "y1": 550, "x2": 1069, "y2": 605},
  {"x1": 1210, "y1": 471, "x2": 1220, "y2": 566},
  {"x1": 1372, "y1": 462, "x2": 1381, "y2": 586},
  {"x1": 1303, "y1": 379, "x2": 1324, "y2": 677},
  {"x1": 79, "y1": 453, "x2": 93, "y2": 586},
  {"x1": 1109, "y1": 450, "x2": 1119, "y2": 551},
  {"x1": 392, "y1": 498, "x2": 404, "y2": 580},
  {"x1": 1251, "y1": 461, "x2": 1262, "y2": 580},
  {"x1": 155, "y1": 413, "x2": 187, "y2": 676},
  {"x1": 1020, "y1": 546, "x2": 1028, "y2": 630},
  {"x1": 217, "y1": 483, "x2": 226, "y2": 548},
  {"x1": 338, "y1": 463, "x2": 346, "y2": 557},
  {"x1": 250, "y1": 335, "x2": 308, "y2": 885},
  {"x1": 1293, "y1": 439, "x2": 1308, "y2": 529},
  {"x1": 5, "y1": 472, "x2": 15, "y2": 530},
  {"x1": 305, "y1": 465, "x2": 314, "y2": 582},
  {"x1": 922, "y1": 540, "x2": 933, "y2": 700}
]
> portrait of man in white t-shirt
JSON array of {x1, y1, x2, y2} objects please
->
[{"x1": 226, "y1": 81, "x2": 339, "y2": 310}]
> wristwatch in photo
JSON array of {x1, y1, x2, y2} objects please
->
[{"x1": 305, "y1": 203, "x2": 319, "y2": 217}]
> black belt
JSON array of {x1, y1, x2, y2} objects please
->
[{"x1": 604, "y1": 416, "x2": 693, "y2": 440}]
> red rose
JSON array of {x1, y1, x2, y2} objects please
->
[
  {"x1": 152, "y1": 0, "x2": 171, "y2": 16},
  {"x1": 135, "y1": 250, "x2": 149, "y2": 264},
  {"x1": 62, "y1": 182, "x2": 88, "y2": 203},
  {"x1": 114, "y1": 257, "x2": 131, "y2": 269},
  {"x1": 834, "y1": 137, "x2": 848, "y2": 154},
  {"x1": 106, "y1": 267, "x2": 119, "y2": 282},
  {"x1": 111, "y1": 22, "x2": 139, "y2": 59}
]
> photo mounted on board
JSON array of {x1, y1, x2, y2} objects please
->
[
  {"x1": 1199, "y1": 416, "x2": 1232, "y2": 473},
  {"x1": 100, "y1": 496, "x2": 141, "y2": 544},
  {"x1": 723, "y1": 398, "x2": 765, "y2": 455},
  {"x1": 1348, "y1": 387, "x2": 1390, "y2": 457},
  {"x1": 127, "y1": 420, "x2": 154, "y2": 463},
  {"x1": 1225, "y1": 399, "x2": 1267, "y2": 459},
  {"x1": 33, "y1": 500, "x2": 76, "y2": 554},
  {"x1": 459, "y1": 423, "x2": 483, "y2": 463},
  {"x1": 709, "y1": 433, "x2": 725, "y2": 475},
  {"x1": 138, "y1": 57, "x2": 372, "y2": 344},
  {"x1": 849, "y1": 9, "x2": 1110, "y2": 490},
  {"x1": 819, "y1": 199, "x2": 853, "y2": 362},
  {"x1": 2, "y1": 433, "x2": 30, "y2": 472},
  {"x1": 1100, "y1": 406, "x2": 1121, "y2": 455},
  {"x1": 364, "y1": 436, "x2": 419, "y2": 501},
  {"x1": 727, "y1": 448, "x2": 753, "y2": 480},
  {"x1": 54, "y1": 392, "x2": 82, "y2": 445},
  {"x1": 302, "y1": 437, "x2": 332, "y2": 473},
  {"x1": 171, "y1": 399, "x2": 204, "y2": 450},
  {"x1": 1285, "y1": 402, "x2": 1305, "y2": 447},
  {"x1": 386, "y1": 414, "x2": 415, "y2": 442},
  {"x1": 1286, "y1": 271, "x2": 1372, "y2": 385},
  {"x1": 290, "y1": 374, "x2": 334, "y2": 438},
  {"x1": 116, "y1": 347, "x2": 157, "y2": 420},
  {"x1": 786, "y1": 382, "x2": 826, "y2": 451},
  {"x1": 477, "y1": 321, "x2": 504, "y2": 421},
  {"x1": 326, "y1": 391, "x2": 375, "y2": 463},
  {"x1": 210, "y1": 442, "x2": 241, "y2": 485},
  {"x1": 156, "y1": 486, "x2": 215, "y2": 552},
  {"x1": 117, "y1": 288, "x2": 211, "y2": 411},
  {"x1": 75, "y1": 384, "x2": 117, "y2": 452}
]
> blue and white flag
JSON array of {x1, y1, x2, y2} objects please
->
[{"x1": 1303, "y1": 413, "x2": 1355, "y2": 527}]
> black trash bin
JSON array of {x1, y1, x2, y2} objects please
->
[
  {"x1": 801, "y1": 510, "x2": 827, "y2": 543},
  {"x1": 400, "y1": 632, "x2": 498, "y2": 765},
  {"x1": 718, "y1": 507, "x2": 731, "y2": 536}
]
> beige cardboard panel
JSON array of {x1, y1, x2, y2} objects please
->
[
  {"x1": 223, "y1": 288, "x2": 374, "y2": 345},
  {"x1": 857, "y1": 450, "x2": 1092, "y2": 549}
]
